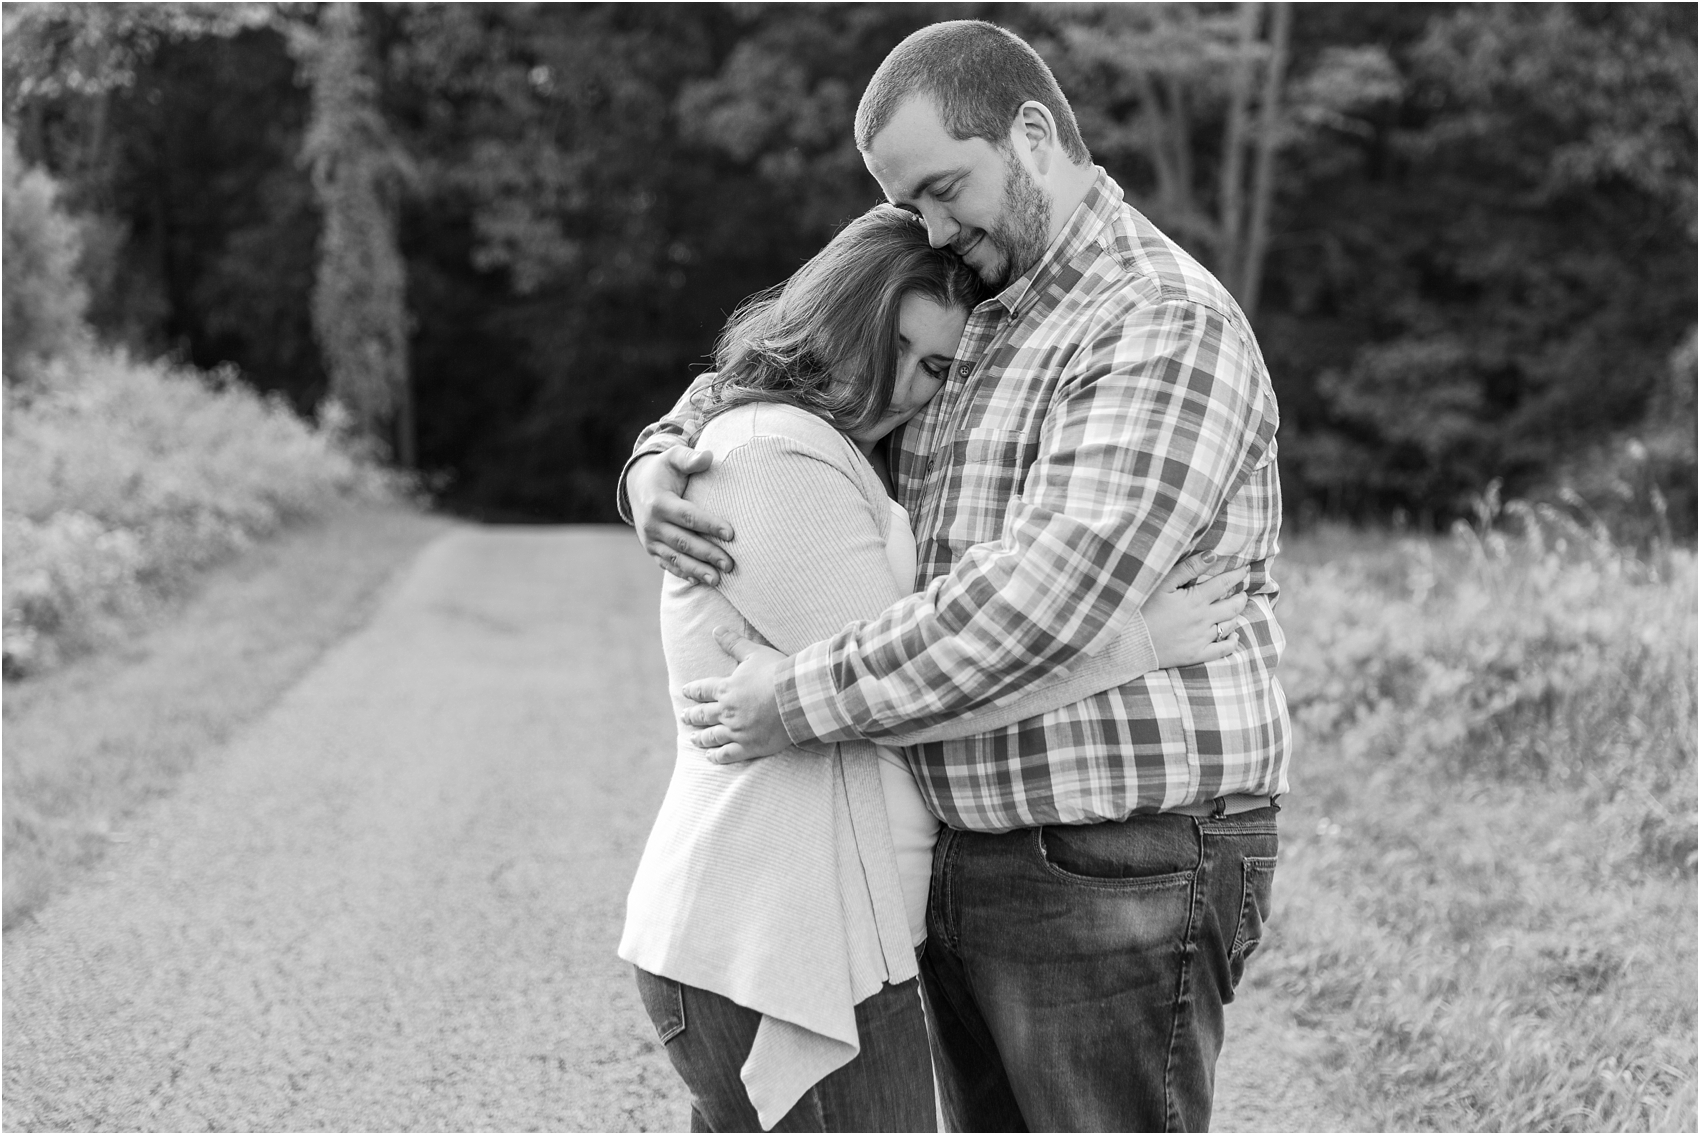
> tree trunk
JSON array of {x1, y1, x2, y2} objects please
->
[
  {"x1": 301, "y1": 2, "x2": 414, "y2": 462},
  {"x1": 1240, "y1": 0, "x2": 1292, "y2": 323},
  {"x1": 1217, "y1": 2, "x2": 1261, "y2": 290}
]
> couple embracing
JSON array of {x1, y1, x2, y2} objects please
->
[{"x1": 617, "y1": 20, "x2": 1290, "y2": 1134}]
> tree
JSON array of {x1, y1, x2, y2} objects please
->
[
  {"x1": 296, "y1": 2, "x2": 416, "y2": 465},
  {"x1": 2, "y1": 127, "x2": 88, "y2": 379},
  {"x1": 1041, "y1": 2, "x2": 1293, "y2": 318}
]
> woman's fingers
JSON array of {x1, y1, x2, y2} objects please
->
[
  {"x1": 1205, "y1": 633, "x2": 1241, "y2": 660},
  {"x1": 1190, "y1": 565, "x2": 1250, "y2": 604},
  {"x1": 1203, "y1": 590, "x2": 1251, "y2": 625},
  {"x1": 1157, "y1": 555, "x2": 1210, "y2": 594}
]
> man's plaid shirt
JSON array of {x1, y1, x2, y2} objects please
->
[{"x1": 625, "y1": 170, "x2": 1291, "y2": 832}]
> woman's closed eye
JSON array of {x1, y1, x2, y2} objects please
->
[{"x1": 922, "y1": 359, "x2": 951, "y2": 380}]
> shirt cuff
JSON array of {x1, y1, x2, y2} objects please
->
[
  {"x1": 1121, "y1": 611, "x2": 1160, "y2": 677},
  {"x1": 775, "y1": 638, "x2": 863, "y2": 752},
  {"x1": 614, "y1": 433, "x2": 689, "y2": 525}
]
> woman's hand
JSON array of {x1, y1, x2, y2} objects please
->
[
  {"x1": 630, "y1": 447, "x2": 736, "y2": 585},
  {"x1": 1141, "y1": 558, "x2": 1252, "y2": 668}
]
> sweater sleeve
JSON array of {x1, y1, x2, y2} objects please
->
[{"x1": 687, "y1": 429, "x2": 905, "y2": 656}]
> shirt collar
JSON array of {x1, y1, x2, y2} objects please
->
[{"x1": 988, "y1": 166, "x2": 1123, "y2": 318}]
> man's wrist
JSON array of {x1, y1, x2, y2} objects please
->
[{"x1": 775, "y1": 639, "x2": 861, "y2": 751}]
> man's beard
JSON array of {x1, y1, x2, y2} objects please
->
[{"x1": 978, "y1": 156, "x2": 1053, "y2": 290}]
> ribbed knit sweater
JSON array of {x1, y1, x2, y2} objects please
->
[{"x1": 619, "y1": 403, "x2": 1160, "y2": 1128}]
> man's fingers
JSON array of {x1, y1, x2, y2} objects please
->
[
  {"x1": 689, "y1": 724, "x2": 730, "y2": 749},
  {"x1": 711, "y1": 625, "x2": 769, "y2": 661},
  {"x1": 648, "y1": 516, "x2": 733, "y2": 570},
  {"x1": 679, "y1": 702, "x2": 721, "y2": 728},
  {"x1": 680, "y1": 679, "x2": 722, "y2": 704},
  {"x1": 704, "y1": 742, "x2": 753, "y2": 765},
  {"x1": 663, "y1": 445, "x2": 715, "y2": 477},
  {"x1": 653, "y1": 479, "x2": 735, "y2": 544}
]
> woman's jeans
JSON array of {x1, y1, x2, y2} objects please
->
[
  {"x1": 920, "y1": 806, "x2": 1279, "y2": 1132},
  {"x1": 633, "y1": 968, "x2": 935, "y2": 1132}
]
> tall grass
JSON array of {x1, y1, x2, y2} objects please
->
[
  {"x1": 3, "y1": 349, "x2": 398, "y2": 678},
  {"x1": 1264, "y1": 501, "x2": 1697, "y2": 1131}
]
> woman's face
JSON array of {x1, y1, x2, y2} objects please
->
[{"x1": 848, "y1": 292, "x2": 968, "y2": 448}]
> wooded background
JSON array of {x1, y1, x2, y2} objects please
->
[{"x1": 5, "y1": 2, "x2": 1695, "y2": 529}]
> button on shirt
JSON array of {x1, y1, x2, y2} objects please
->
[{"x1": 625, "y1": 169, "x2": 1291, "y2": 833}]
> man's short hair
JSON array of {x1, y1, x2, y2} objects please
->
[{"x1": 855, "y1": 20, "x2": 1091, "y2": 165}]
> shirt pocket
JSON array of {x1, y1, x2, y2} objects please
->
[{"x1": 934, "y1": 428, "x2": 1039, "y2": 556}]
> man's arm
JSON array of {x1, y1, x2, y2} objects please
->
[
  {"x1": 619, "y1": 373, "x2": 737, "y2": 585},
  {"x1": 777, "y1": 298, "x2": 1277, "y2": 746}
]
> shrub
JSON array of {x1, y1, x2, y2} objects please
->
[
  {"x1": 3, "y1": 350, "x2": 399, "y2": 677},
  {"x1": 2, "y1": 128, "x2": 89, "y2": 379}
]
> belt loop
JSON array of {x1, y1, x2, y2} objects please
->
[
  {"x1": 1270, "y1": 794, "x2": 1282, "y2": 812},
  {"x1": 1211, "y1": 796, "x2": 1228, "y2": 819}
]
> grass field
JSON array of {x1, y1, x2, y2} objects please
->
[{"x1": 1258, "y1": 515, "x2": 1697, "y2": 1132}]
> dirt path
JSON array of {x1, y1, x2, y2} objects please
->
[{"x1": 3, "y1": 526, "x2": 1346, "y2": 1132}]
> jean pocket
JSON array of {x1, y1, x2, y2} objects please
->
[
  {"x1": 1034, "y1": 824, "x2": 1196, "y2": 891},
  {"x1": 1230, "y1": 855, "x2": 1277, "y2": 986},
  {"x1": 634, "y1": 968, "x2": 687, "y2": 1044}
]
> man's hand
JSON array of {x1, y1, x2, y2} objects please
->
[
  {"x1": 630, "y1": 447, "x2": 736, "y2": 585},
  {"x1": 679, "y1": 627, "x2": 792, "y2": 763}
]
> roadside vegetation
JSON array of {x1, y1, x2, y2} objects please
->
[
  {"x1": 2, "y1": 129, "x2": 399, "y2": 679},
  {"x1": 3, "y1": 353, "x2": 395, "y2": 677},
  {"x1": 3, "y1": 129, "x2": 422, "y2": 926},
  {"x1": 1261, "y1": 507, "x2": 1697, "y2": 1132}
]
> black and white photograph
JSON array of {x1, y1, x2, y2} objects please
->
[{"x1": 2, "y1": 3, "x2": 1695, "y2": 1131}]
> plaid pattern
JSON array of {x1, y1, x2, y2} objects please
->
[{"x1": 631, "y1": 170, "x2": 1291, "y2": 833}]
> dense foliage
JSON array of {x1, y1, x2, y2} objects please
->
[{"x1": 4, "y1": 2, "x2": 1693, "y2": 524}]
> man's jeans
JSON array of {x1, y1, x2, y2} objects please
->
[
  {"x1": 920, "y1": 806, "x2": 1279, "y2": 1132},
  {"x1": 634, "y1": 968, "x2": 935, "y2": 1132}
]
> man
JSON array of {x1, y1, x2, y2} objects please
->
[{"x1": 621, "y1": 20, "x2": 1289, "y2": 1132}]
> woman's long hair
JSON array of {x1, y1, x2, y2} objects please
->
[{"x1": 705, "y1": 204, "x2": 986, "y2": 435}]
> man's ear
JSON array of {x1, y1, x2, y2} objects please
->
[{"x1": 1012, "y1": 100, "x2": 1059, "y2": 177}]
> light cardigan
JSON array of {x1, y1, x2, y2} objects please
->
[{"x1": 619, "y1": 403, "x2": 1160, "y2": 1129}]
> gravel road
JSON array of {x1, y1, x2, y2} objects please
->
[{"x1": 3, "y1": 525, "x2": 1344, "y2": 1132}]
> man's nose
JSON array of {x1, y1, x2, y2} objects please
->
[{"x1": 919, "y1": 206, "x2": 958, "y2": 250}]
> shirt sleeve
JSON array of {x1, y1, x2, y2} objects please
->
[
  {"x1": 774, "y1": 297, "x2": 1276, "y2": 745},
  {"x1": 880, "y1": 612, "x2": 1159, "y2": 746},
  {"x1": 614, "y1": 373, "x2": 718, "y2": 525}
]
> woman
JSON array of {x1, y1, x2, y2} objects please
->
[{"x1": 619, "y1": 205, "x2": 1247, "y2": 1133}]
